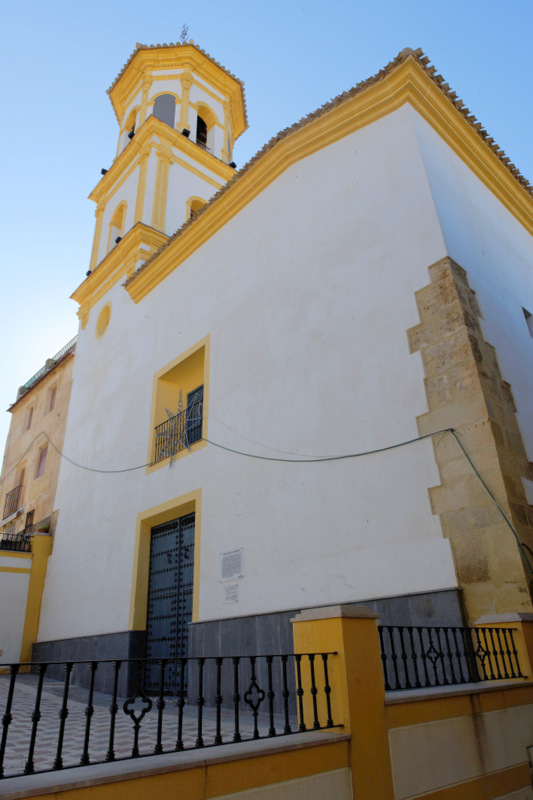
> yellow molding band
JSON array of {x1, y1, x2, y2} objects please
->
[
  {"x1": 386, "y1": 684, "x2": 533, "y2": 728},
  {"x1": 73, "y1": 223, "x2": 168, "y2": 327},
  {"x1": 402, "y1": 763, "x2": 530, "y2": 800},
  {"x1": 129, "y1": 488, "x2": 202, "y2": 629},
  {"x1": 125, "y1": 58, "x2": 533, "y2": 305},
  {"x1": 0, "y1": 566, "x2": 31, "y2": 574},
  {"x1": 151, "y1": 152, "x2": 170, "y2": 230},
  {"x1": 0, "y1": 551, "x2": 32, "y2": 560}
]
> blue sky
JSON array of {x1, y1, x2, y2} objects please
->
[{"x1": 1, "y1": 0, "x2": 532, "y2": 454}]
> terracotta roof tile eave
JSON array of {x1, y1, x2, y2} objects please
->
[{"x1": 124, "y1": 46, "x2": 532, "y2": 288}]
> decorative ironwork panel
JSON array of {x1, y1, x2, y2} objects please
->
[
  {"x1": 3, "y1": 485, "x2": 23, "y2": 519},
  {"x1": 145, "y1": 514, "x2": 195, "y2": 694}
]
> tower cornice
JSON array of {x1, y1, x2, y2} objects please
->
[
  {"x1": 89, "y1": 115, "x2": 234, "y2": 207},
  {"x1": 107, "y1": 42, "x2": 247, "y2": 139}
]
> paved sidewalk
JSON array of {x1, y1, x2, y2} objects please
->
[{"x1": 0, "y1": 673, "x2": 296, "y2": 779}]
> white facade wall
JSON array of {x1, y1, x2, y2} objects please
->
[
  {"x1": 39, "y1": 105, "x2": 459, "y2": 642},
  {"x1": 411, "y1": 111, "x2": 533, "y2": 455},
  {"x1": 0, "y1": 554, "x2": 30, "y2": 662}
]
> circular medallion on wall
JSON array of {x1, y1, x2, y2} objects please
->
[{"x1": 96, "y1": 303, "x2": 111, "y2": 338}]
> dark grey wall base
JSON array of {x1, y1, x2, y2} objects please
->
[
  {"x1": 187, "y1": 588, "x2": 465, "y2": 712},
  {"x1": 32, "y1": 631, "x2": 146, "y2": 696}
]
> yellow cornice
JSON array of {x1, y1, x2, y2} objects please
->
[
  {"x1": 125, "y1": 53, "x2": 533, "y2": 304},
  {"x1": 108, "y1": 44, "x2": 247, "y2": 139},
  {"x1": 89, "y1": 115, "x2": 233, "y2": 206},
  {"x1": 72, "y1": 223, "x2": 168, "y2": 327}
]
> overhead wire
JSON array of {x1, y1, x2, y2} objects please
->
[{"x1": 1, "y1": 425, "x2": 532, "y2": 573}]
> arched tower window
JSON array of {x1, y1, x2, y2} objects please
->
[
  {"x1": 196, "y1": 116, "x2": 207, "y2": 149},
  {"x1": 187, "y1": 197, "x2": 207, "y2": 220},
  {"x1": 118, "y1": 107, "x2": 139, "y2": 153},
  {"x1": 195, "y1": 104, "x2": 217, "y2": 152},
  {"x1": 108, "y1": 202, "x2": 126, "y2": 252},
  {"x1": 153, "y1": 94, "x2": 176, "y2": 128}
]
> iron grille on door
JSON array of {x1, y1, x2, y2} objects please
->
[{"x1": 145, "y1": 514, "x2": 195, "y2": 694}]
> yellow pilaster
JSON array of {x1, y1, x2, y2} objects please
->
[
  {"x1": 291, "y1": 605, "x2": 394, "y2": 800},
  {"x1": 138, "y1": 75, "x2": 151, "y2": 126},
  {"x1": 222, "y1": 100, "x2": 231, "y2": 163},
  {"x1": 151, "y1": 148, "x2": 171, "y2": 231},
  {"x1": 475, "y1": 612, "x2": 533, "y2": 680},
  {"x1": 178, "y1": 71, "x2": 193, "y2": 132},
  {"x1": 134, "y1": 153, "x2": 149, "y2": 223},
  {"x1": 89, "y1": 204, "x2": 104, "y2": 270},
  {"x1": 19, "y1": 534, "x2": 52, "y2": 664}
]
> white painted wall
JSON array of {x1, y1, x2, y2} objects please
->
[
  {"x1": 39, "y1": 104, "x2": 459, "y2": 642},
  {"x1": 0, "y1": 554, "x2": 30, "y2": 662},
  {"x1": 412, "y1": 109, "x2": 533, "y2": 457}
]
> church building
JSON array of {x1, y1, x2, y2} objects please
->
[{"x1": 32, "y1": 41, "x2": 533, "y2": 677}]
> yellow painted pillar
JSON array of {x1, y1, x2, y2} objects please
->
[
  {"x1": 19, "y1": 534, "x2": 52, "y2": 664},
  {"x1": 89, "y1": 203, "x2": 104, "y2": 270},
  {"x1": 222, "y1": 100, "x2": 231, "y2": 163},
  {"x1": 178, "y1": 71, "x2": 193, "y2": 132},
  {"x1": 138, "y1": 77, "x2": 151, "y2": 126},
  {"x1": 134, "y1": 153, "x2": 149, "y2": 223},
  {"x1": 151, "y1": 146, "x2": 172, "y2": 232},
  {"x1": 475, "y1": 613, "x2": 533, "y2": 679},
  {"x1": 292, "y1": 605, "x2": 394, "y2": 800}
]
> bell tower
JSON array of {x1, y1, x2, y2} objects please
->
[{"x1": 85, "y1": 40, "x2": 247, "y2": 279}]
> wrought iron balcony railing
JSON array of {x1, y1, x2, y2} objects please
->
[
  {"x1": 2, "y1": 485, "x2": 23, "y2": 520},
  {"x1": 0, "y1": 652, "x2": 338, "y2": 779},
  {"x1": 0, "y1": 533, "x2": 31, "y2": 553},
  {"x1": 379, "y1": 624, "x2": 523, "y2": 691},
  {"x1": 154, "y1": 404, "x2": 203, "y2": 463}
]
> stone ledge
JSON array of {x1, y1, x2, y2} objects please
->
[{"x1": 0, "y1": 731, "x2": 350, "y2": 800}]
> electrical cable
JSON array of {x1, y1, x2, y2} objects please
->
[
  {"x1": 2, "y1": 425, "x2": 532, "y2": 573},
  {"x1": 447, "y1": 429, "x2": 533, "y2": 573}
]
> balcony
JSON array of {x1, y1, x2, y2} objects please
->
[
  {"x1": 0, "y1": 532, "x2": 31, "y2": 553},
  {"x1": 3, "y1": 485, "x2": 23, "y2": 520},
  {"x1": 154, "y1": 403, "x2": 203, "y2": 463}
]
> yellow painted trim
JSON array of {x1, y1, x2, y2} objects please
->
[
  {"x1": 186, "y1": 196, "x2": 207, "y2": 220},
  {"x1": 129, "y1": 488, "x2": 202, "y2": 630},
  {"x1": 151, "y1": 149, "x2": 171, "y2": 231},
  {"x1": 178, "y1": 71, "x2": 193, "y2": 131},
  {"x1": 145, "y1": 335, "x2": 210, "y2": 475},
  {"x1": 386, "y1": 684, "x2": 533, "y2": 728},
  {"x1": 12, "y1": 739, "x2": 349, "y2": 800},
  {"x1": 0, "y1": 566, "x2": 31, "y2": 574},
  {"x1": 402, "y1": 763, "x2": 530, "y2": 800},
  {"x1": 88, "y1": 115, "x2": 232, "y2": 207},
  {"x1": 19, "y1": 534, "x2": 52, "y2": 662},
  {"x1": 126, "y1": 57, "x2": 533, "y2": 304},
  {"x1": 0, "y1": 551, "x2": 32, "y2": 560},
  {"x1": 89, "y1": 205, "x2": 104, "y2": 271},
  {"x1": 169, "y1": 150, "x2": 225, "y2": 189},
  {"x1": 106, "y1": 200, "x2": 127, "y2": 254},
  {"x1": 73, "y1": 223, "x2": 169, "y2": 328},
  {"x1": 134, "y1": 153, "x2": 149, "y2": 223},
  {"x1": 139, "y1": 79, "x2": 151, "y2": 127},
  {"x1": 108, "y1": 45, "x2": 246, "y2": 140}
]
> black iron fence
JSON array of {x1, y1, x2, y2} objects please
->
[
  {"x1": 0, "y1": 532, "x2": 31, "y2": 553},
  {"x1": 2, "y1": 485, "x2": 23, "y2": 520},
  {"x1": 154, "y1": 404, "x2": 203, "y2": 463},
  {"x1": 379, "y1": 625, "x2": 523, "y2": 691},
  {"x1": 0, "y1": 652, "x2": 338, "y2": 779}
]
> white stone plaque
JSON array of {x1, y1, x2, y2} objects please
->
[{"x1": 220, "y1": 548, "x2": 243, "y2": 581}]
